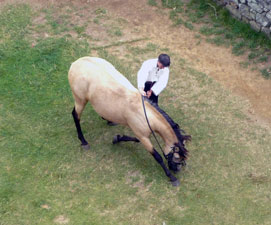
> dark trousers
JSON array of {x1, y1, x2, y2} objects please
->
[{"x1": 144, "y1": 81, "x2": 158, "y2": 104}]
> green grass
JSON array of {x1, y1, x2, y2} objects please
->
[
  {"x1": 206, "y1": 36, "x2": 225, "y2": 46},
  {"x1": 0, "y1": 3, "x2": 271, "y2": 225},
  {"x1": 261, "y1": 68, "x2": 271, "y2": 79},
  {"x1": 128, "y1": 42, "x2": 159, "y2": 55},
  {"x1": 94, "y1": 7, "x2": 107, "y2": 15},
  {"x1": 107, "y1": 26, "x2": 123, "y2": 37},
  {"x1": 74, "y1": 25, "x2": 86, "y2": 35},
  {"x1": 232, "y1": 40, "x2": 246, "y2": 56},
  {"x1": 148, "y1": 0, "x2": 158, "y2": 7},
  {"x1": 93, "y1": 17, "x2": 100, "y2": 24}
]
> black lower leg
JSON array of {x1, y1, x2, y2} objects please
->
[
  {"x1": 119, "y1": 135, "x2": 140, "y2": 142},
  {"x1": 152, "y1": 149, "x2": 177, "y2": 182},
  {"x1": 112, "y1": 135, "x2": 140, "y2": 144},
  {"x1": 72, "y1": 107, "x2": 88, "y2": 146}
]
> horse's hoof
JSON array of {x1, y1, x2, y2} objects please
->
[
  {"x1": 107, "y1": 121, "x2": 118, "y2": 126},
  {"x1": 176, "y1": 164, "x2": 182, "y2": 172},
  {"x1": 112, "y1": 135, "x2": 120, "y2": 144},
  {"x1": 81, "y1": 144, "x2": 90, "y2": 150},
  {"x1": 171, "y1": 179, "x2": 180, "y2": 187}
]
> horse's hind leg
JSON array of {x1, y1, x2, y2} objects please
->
[
  {"x1": 72, "y1": 98, "x2": 90, "y2": 150},
  {"x1": 112, "y1": 135, "x2": 140, "y2": 144}
]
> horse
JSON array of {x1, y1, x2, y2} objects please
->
[{"x1": 68, "y1": 57, "x2": 191, "y2": 186}]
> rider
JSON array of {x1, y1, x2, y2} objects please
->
[{"x1": 137, "y1": 54, "x2": 170, "y2": 104}]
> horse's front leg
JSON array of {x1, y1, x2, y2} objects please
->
[
  {"x1": 112, "y1": 135, "x2": 140, "y2": 144},
  {"x1": 152, "y1": 148, "x2": 180, "y2": 186},
  {"x1": 139, "y1": 137, "x2": 180, "y2": 187}
]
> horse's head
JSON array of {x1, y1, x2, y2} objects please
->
[
  {"x1": 143, "y1": 97, "x2": 191, "y2": 172},
  {"x1": 165, "y1": 135, "x2": 191, "y2": 172}
]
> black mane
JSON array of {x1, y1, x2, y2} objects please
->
[{"x1": 143, "y1": 97, "x2": 189, "y2": 145}]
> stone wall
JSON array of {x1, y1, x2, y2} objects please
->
[{"x1": 213, "y1": 0, "x2": 271, "y2": 37}]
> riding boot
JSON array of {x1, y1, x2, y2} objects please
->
[{"x1": 144, "y1": 81, "x2": 159, "y2": 104}]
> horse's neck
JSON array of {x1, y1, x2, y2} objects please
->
[{"x1": 148, "y1": 106, "x2": 177, "y2": 147}]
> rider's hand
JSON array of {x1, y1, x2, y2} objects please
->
[
  {"x1": 139, "y1": 88, "x2": 146, "y2": 96},
  {"x1": 147, "y1": 90, "x2": 152, "y2": 98}
]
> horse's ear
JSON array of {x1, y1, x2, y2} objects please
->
[{"x1": 176, "y1": 142, "x2": 188, "y2": 159}]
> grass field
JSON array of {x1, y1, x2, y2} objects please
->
[{"x1": 0, "y1": 2, "x2": 271, "y2": 225}]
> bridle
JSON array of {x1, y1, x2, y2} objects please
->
[
  {"x1": 141, "y1": 95, "x2": 179, "y2": 160},
  {"x1": 141, "y1": 96, "x2": 163, "y2": 150}
]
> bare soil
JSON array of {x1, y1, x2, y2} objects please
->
[{"x1": 2, "y1": 0, "x2": 270, "y2": 126}]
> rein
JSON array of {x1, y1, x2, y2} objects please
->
[{"x1": 141, "y1": 95, "x2": 164, "y2": 153}]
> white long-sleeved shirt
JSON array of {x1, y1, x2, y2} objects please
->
[{"x1": 137, "y1": 58, "x2": 169, "y2": 96}]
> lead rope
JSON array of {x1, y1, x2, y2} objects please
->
[{"x1": 141, "y1": 95, "x2": 164, "y2": 153}]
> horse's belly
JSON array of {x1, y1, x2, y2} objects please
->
[{"x1": 90, "y1": 99, "x2": 127, "y2": 124}]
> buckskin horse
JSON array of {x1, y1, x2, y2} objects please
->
[{"x1": 68, "y1": 57, "x2": 191, "y2": 186}]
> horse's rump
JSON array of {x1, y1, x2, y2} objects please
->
[{"x1": 68, "y1": 57, "x2": 139, "y2": 123}]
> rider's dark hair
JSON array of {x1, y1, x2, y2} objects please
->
[{"x1": 158, "y1": 54, "x2": 170, "y2": 67}]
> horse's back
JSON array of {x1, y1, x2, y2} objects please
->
[{"x1": 69, "y1": 57, "x2": 137, "y2": 93}]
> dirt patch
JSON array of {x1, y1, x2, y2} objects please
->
[
  {"x1": 41, "y1": 204, "x2": 50, "y2": 209},
  {"x1": 125, "y1": 170, "x2": 145, "y2": 189},
  {"x1": 54, "y1": 215, "x2": 69, "y2": 224}
]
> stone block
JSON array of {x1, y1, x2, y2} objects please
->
[
  {"x1": 262, "y1": 27, "x2": 271, "y2": 37},
  {"x1": 214, "y1": 0, "x2": 227, "y2": 6},
  {"x1": 248, "y1": 2, "x2": 264, "y2": 13},
  {"x1": 250, "y1": 20, "x2": 261, "y2": 31},
  {"x1": 264, "y1": 5, "x2": 271, "y2": 11},
  {"x1": 239, "y1": 4, "x2": 251, "y2": 18},
  {"x1": 242, "y1": 16, "x2": 251, "y2": 24},
  {"x1": 226, "y1": 4, "x2": 242, "y2": 19},
  {"x1": 266, "y1": 11, "x2": 271, "y2": 20},
  {"x1": 230, "y1": 0, "x2": 238, "y2": 4},
  {"x1": 259, "y1": 1, "x2": 271, "y2": 10},
  {"x1": 247, "y1": 0, "x2": 257, "y2": 4},
  {"x1": 249, "y1": 11, "x2": 256, "y2": 20},
  {"x1": 256, "y1": 13, "x2": 270, "y2": 27}
]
